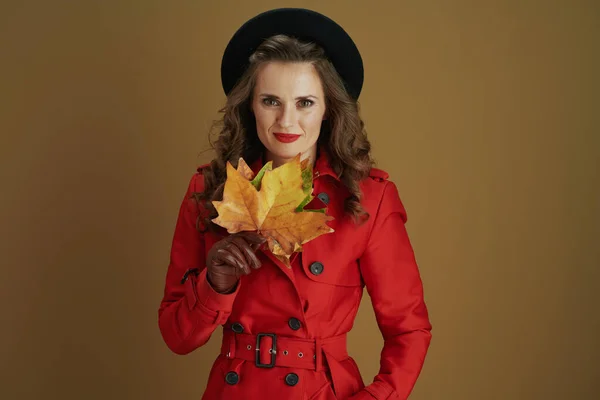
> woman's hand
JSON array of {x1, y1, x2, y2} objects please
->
[{"x1": 205, "y1": 231, "x2": 266, "y2": 294}]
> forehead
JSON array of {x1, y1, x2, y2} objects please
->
[{"x1": 254, "y1": 62, "x2": 324, "y2": 94}]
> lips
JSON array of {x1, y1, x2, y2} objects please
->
[{"x1": 273, "y1": 132, "x2": 301, "y2": 143}]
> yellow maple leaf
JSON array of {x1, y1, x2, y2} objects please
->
[
  {"x1": 236, "y1": 158, "x2": 255, "y2": 180},
  {"x1": 212, "y1": 154, "x2": 334, "y2": 267}
]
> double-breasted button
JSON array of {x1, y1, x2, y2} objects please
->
[
  {"x1": 288, "y1": 317, "x2": 302, "y2": 331},
  {"x1": 231, "y1": 323, "x2": 244, "y2": 333},
  {"x1": 309, "y1": 261, "x2": 324, "y2": 276},
  {"x1": 317, "y1": 192, "x2": 330, "y2": 205},
  {"x1": 285, "y1": 373, "x2": 299, "y2": 386},
  {"x1": 225, "y1": 371, "x2": 239, "y2": 385}
]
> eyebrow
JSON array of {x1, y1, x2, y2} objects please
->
[{"x1": 258, "y1": 93, "x2": 319, "y2": 100}]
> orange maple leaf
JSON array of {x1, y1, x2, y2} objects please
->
[{"x1": 212, "y1": 154, "x2": 334, "y2": 267}]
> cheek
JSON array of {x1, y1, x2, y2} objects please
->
[
  {"x1": 301, "y1": 113, "x2": 325, "y2": 134},
  {"x1": 254, "y1": 111, "x2": 271, "y2": 131}
]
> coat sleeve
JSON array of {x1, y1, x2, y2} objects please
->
[
  {"x1": 352, "y1": 181, "x2": 432, "y2": 400},
  {"x1": 158, "y1": 172, "x2": 240, "y2": 355}
]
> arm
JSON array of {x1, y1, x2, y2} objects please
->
[
  {"x1": 352, "y1": 181, "x2": 432, "y2": 399},
  {"x1": 157, "y1": 172, "x2": 240, "y2": 355}
]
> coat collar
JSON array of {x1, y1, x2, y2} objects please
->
[{"x1": 249, "y1": 145, "x2": 340, "y2": 182}]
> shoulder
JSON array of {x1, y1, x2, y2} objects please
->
[
  {"x1": 189, "y1": 163, "x2": 211, "y2": 192},
  {"x1": 361, "y1": 167, "x2": 390, "y2": 190},
  {"x1": 359, "y1": 166, "x2": 392, "y2": 205},
  {"x1": 196, "y1": 162, "x2": 210, "y2": 175},
  {"x1": 196, "y1": 162, "x2": 211, "y2": 178},
  {"x1": 179, "y1": 164, "x2": 211, "y2": 228},
  {"x1": 368, "y1": 167, "x2": 390, "y2": 182},
  {"x1": 361, "y1": 167, "x2": 407, "y2": 222},
  {"x1": 178, "y1": 164, "x2": 209, "y2": 202}
]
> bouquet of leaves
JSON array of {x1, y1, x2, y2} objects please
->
[{"x1": 211, "y1": 154, "x2": 334, "y2": 268}]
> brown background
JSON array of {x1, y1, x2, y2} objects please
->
[{"x1": 1, "y1": 1, "x2": 598, "y2": 399}]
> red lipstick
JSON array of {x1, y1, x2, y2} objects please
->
[{"x1": 273, "y1": 132, "x2": 301, "y2": 143}]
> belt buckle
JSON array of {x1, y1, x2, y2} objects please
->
[{"x1": 255, "y1": 333, "x2": 277, "y2": 368}]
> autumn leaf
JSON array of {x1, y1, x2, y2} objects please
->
[
  {"x1": 236, "y1": 158, "x2": 255, "y2": 181},
  {"x1": 294, "y1": 157, "x2": 326, "y2": 214},
  {"x1": 236, "y1": 158, "x2": 273, "y2": 189},
  {"x1": 212, "y1": 154, "x2": 334, "y2": 267},
  {"x1": 250, "y1": 162, "x2": 272, "y2": 189}
]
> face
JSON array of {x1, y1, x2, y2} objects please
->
[{"x1": 251, "y1": 61, "x2": 326, "y2": 166}]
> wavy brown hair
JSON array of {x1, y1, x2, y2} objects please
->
[{"x1": 195, "y1": 34, "x2": 374, "y2": 232}]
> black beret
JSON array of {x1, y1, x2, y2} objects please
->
[{"x1": 220, "y1": 8, "x2": 364, "y2": 100}]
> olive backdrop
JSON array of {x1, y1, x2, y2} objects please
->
[{"x1": 1, "y1": 1, "x2": 598, "y2": 399}]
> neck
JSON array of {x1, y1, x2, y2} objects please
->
[{"x1": 266, "y1": 145, "x2": 318, "y2": 169}]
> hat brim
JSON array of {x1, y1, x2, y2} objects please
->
[{"x1": 221, "y1": 8, "x2": 364, "y2": 100}]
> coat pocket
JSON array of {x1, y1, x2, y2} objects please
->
[
  {"x1": 322, "y1": 354, "x2": 366, "y2": 399},
  {"x1": 308, "y1": 380, "x2": 338, "y2": 400},
  {"x1": 344, "y1": 357, "x2": 365, "y2": 391}
]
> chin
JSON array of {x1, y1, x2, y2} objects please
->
[{"x1": 267, "y1": 143, "x2": 304, "y2": 160}]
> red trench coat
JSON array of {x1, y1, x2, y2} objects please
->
[{"x1": 158, "y1": 150, "x2": 432, "y2": 399}]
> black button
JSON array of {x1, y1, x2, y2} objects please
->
[
  {"x1": 288, "y1": 318, "x2": 302, "y2": 331},
  {"x1": 317, "y1": 192, "x2": 330, "y2": 205},
  {"x1": 225, "y1": 371, "x2": 239, "y2": 385},
  {"x1": 309, "y1": 262, "x2": 324, "y2": 276},
  {"x1": 231, "y1": 323, "x2": 244, "y2": 333},
  {"x1": 285, "y1": 373, "x2": 299, "y2": 386}
]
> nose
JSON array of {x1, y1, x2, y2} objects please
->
[{"x1": 278, "y1": 104, "x2": 296, "y2": 129}]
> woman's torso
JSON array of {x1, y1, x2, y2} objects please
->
[{"x1": 199, "y1": 167, "x2": 390, "y2": 399}]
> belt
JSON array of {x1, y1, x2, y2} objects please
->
[{"x1": 221, "y1": 330, "x2": 348, "y2": 372}]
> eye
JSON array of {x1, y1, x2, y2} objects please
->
[
  {"x1": 262, "y1": 98, "x2": 279, "y2": 106},
  {"x1": 298, "y1": 99, "x2": 314, "y2": 108}
]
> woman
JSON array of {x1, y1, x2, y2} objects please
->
[{"x1": 158, "y1": 8, "x2": 432, "y2": 400}]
